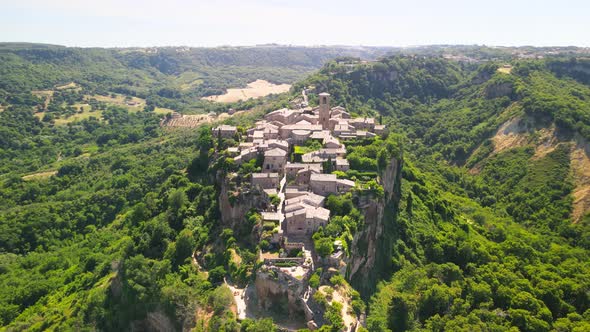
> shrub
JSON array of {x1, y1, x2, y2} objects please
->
[
  {"x1": 208, "y1": 266, "x2": 226, "y2": 284},
  {"x1": 309, "y1": 273, "x2": 320, "y2": 289},
  {"x1": 330, "y1": 274, "x2": 345, "y2": 286}
]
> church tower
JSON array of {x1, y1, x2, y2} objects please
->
[{"x1": 319, "y1": 92, "x2": 330, "y2": 130}]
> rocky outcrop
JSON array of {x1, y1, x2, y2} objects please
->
[
  {"x1": 255, "y1": 266, "x2": 311, "y2": 321},
  {"x1": 569, "y1": 137, "x2": 590, "y2": 222},
  {"x1": 484, "y1": 81, "x2": 514, "y2": 99},
  {"x1": 218, "y1": 173, "x2": 269, "y2": 230},
  {"x1": 347, "y1": 155, "x2": 402, "y2": 296},
  {"x1": 131, "y1": 310, "x2": 176, "y2": 332},
  {"x1": 473, "y1": 115, "x2": 590, "y2": 222}
]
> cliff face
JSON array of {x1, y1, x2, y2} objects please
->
[
  {"x1": 255, "y1": 267, "x2": 312, "y2": 321},
  {"x1": 131, "y1": 310, "x2": 176, "y2": 332},
  {"x1": 218, "y1": 173, "x2": 269, "y2": 236},
  {"x1": 347, "y1": 155, "x2": 403, "y2": 296}
]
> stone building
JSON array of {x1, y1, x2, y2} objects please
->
[
  {"x1": 252, "y1": 173, "x2": 280, "y2": 189},
  {"x1": 284, "y1": 203, "x2": 330, "y2": 236},
  {"x1": 212, "y1": 125, "x2": 237, "y2": 139},
  {"x1": 318, "y1": 92, "x2": 331, "y2": 130},
  {"x1": 310, "y1": 174, "x2": 355, "y2": 196},
  {"x1": 263, "y1": 148, "x2": 287, "y2": 173},
  {"x1": 335, "y1": 158, "x2": 350, "y2": 172},
  {"x1": 285, "y1": 163, "x2": 322, "y2": 186}
]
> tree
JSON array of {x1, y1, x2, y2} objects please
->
[
  {"x1": 388, "y1": 294, "x2": 414, "y2": 332},
  {"x1": 168, "y1": 189, "x2": 187, "y2": 213},
  {"x1": 325, "y1": 301, "x2": 344, "y2": 330},
  {"x1": 240, "y1": 318, "x2": 277, "y2": 332},
  {"x1": 209, "y1": 285, "x2": 233, "y2": 314},
  {"x1": 315, "y1": 237, "x2": 334, "y2": 257},
  {"x1": 269, "y1": 194, "x2": 281, "y2": 206},
  {"x1": 173, "y1": 229, "x2": 196, "y2": 266},
  {"x1": 208, "y1": 266, "x2": 226, "y2": 284},
  {"x1": 418, "y1": 284, "x2": 453, "y2": 320},
  {"x1": 309, "y1": 273, "x2": 320, "y2": 289},
  {"x1": 323, "y1": 156, "x2": 334, "y2": 174},
  {"x1": 123, "y1": 255, "x2": 171, "y2": 302}
]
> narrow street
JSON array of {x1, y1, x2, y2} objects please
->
[{"x1": 278, "y1": 175, "x2": 287, "y2": 234}]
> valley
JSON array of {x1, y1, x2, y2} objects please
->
[{"x1": 0, "y1": 45, "x2": 589, "y2": 331}]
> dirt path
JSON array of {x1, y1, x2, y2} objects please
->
[
  {"x1": 22, "y1": 170, "x2": 57, "y2": 181},
  {"x1": 331, "y1": 288, "x2": 356, "y2": 331},
  {"x1": 225, "y1": 279, "x2": 247, "y2": 320}
]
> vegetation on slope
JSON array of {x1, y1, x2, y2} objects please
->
[
  {"x1": 0, "y1": 44, "x2": 392, "y2": 113},
  {"x1": 2, "y1": 48, "x2": 590, "y2": 331},
  {"x1": 299, "y1": 56, "x2": 590, "y2": 331}
]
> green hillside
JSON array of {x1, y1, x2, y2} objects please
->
[
  {"x1": 0, "y1": 49, "x2": 590, "y2": 331},
  {"x1": 0, "y1": 44, "x2": 392, "y2": 113},
  {"x1": 298, "y1": 56, "x2": 590, "y2": 331}
]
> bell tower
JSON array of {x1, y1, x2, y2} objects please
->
[{"x1": 319, "y1": 92, "x2": 330, "y2": 130}]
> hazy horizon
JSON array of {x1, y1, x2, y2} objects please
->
[
  {"x1": 1, "y1": 41, "x2": 589, "y2": 49},
  {"x1": 2, "y1": 0, "x2": 590, "y2": 48}
]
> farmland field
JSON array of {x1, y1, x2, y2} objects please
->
[{"x1": 202, "y1": 79, "x2": 291, "y2": 103}]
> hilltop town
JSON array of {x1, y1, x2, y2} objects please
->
[{"x1": 212, "y1": 92, "x2": 387, "y2": 330}]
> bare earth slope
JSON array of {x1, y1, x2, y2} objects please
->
[
  {"x1": 472, "y1": 116, "x2": 590, "y2": 222},
  {"x1": 202, "y1": 80, "x2": 291, "y2": 103}
]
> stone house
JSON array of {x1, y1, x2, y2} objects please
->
[
  {"x1": 284, "y1": 203, "x2": 330, "y2": 236},
  {"x1": 251, "y1": 173, "x2": 280, "y2": 189},
  {"x1": 233, "y1": 146, "x2": 258, "y2": 164},
  {"x1": 335, "y1": 158, "x2": 350, "y2": 172},
  {"x1": 265, "y1": 108, "x2": 301, "y2": 125},
  {"x1": 349, "y1": 117, "x2": 376, "y2": 131},
  {"x1": 212, "y1": 125, "x2": 237, "y2": 139},
  {"x1": 279, "y1": 123, "x2": 323, "y2": 139},
  {"x1": 301, "y1": 148, "x2": 346, "y2": 163},
  {"x1": 263, "y1": 148, "x2": 287, "y2": 173},
  {"x1": 285, "y1": 163, "x2": 322, "y2": 186},
  {"x1": 284, "y1": 192, "x2": 325, "y2": 208},
  {"x1": 323, "y1": 136, "x2": 342, "y2": 149},
  {"x1": 291, "y1": 129, "x2": 312, "y2": 145},
  {"x1": 330, "y1": 106, "x2": 351, "y2": 119},
  {"x1": 374, "y1": 124, "x2": 386, "y2": 135},
  {"x1": 310, "y1": 174, "x2": 355, "y2": 196}
]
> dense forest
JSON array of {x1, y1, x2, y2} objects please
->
[
  {"x1": 297, "y1": 56, "x2": 590, "y2": 331},
  {"x1": 1, "y1": 45, "x2": 590, "y2": 331},
  {"x1": 0, "y1": 43, "x2": 392, "y2": 113}
]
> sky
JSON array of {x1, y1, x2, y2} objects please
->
[{"x1": 1, "y1": 0, "x2": 589, "y2": 48}]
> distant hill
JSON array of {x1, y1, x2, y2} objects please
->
[
  {"x1": 1, "y1": 43, "x2": 588, "y2": 112},
  {"x1": 0, "y1": 44, "x2": 395, "y2": 112}
]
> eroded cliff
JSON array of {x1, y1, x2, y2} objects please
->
[{"x1": 347, "y1": 155, "x2": 403, "y2": 296}]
